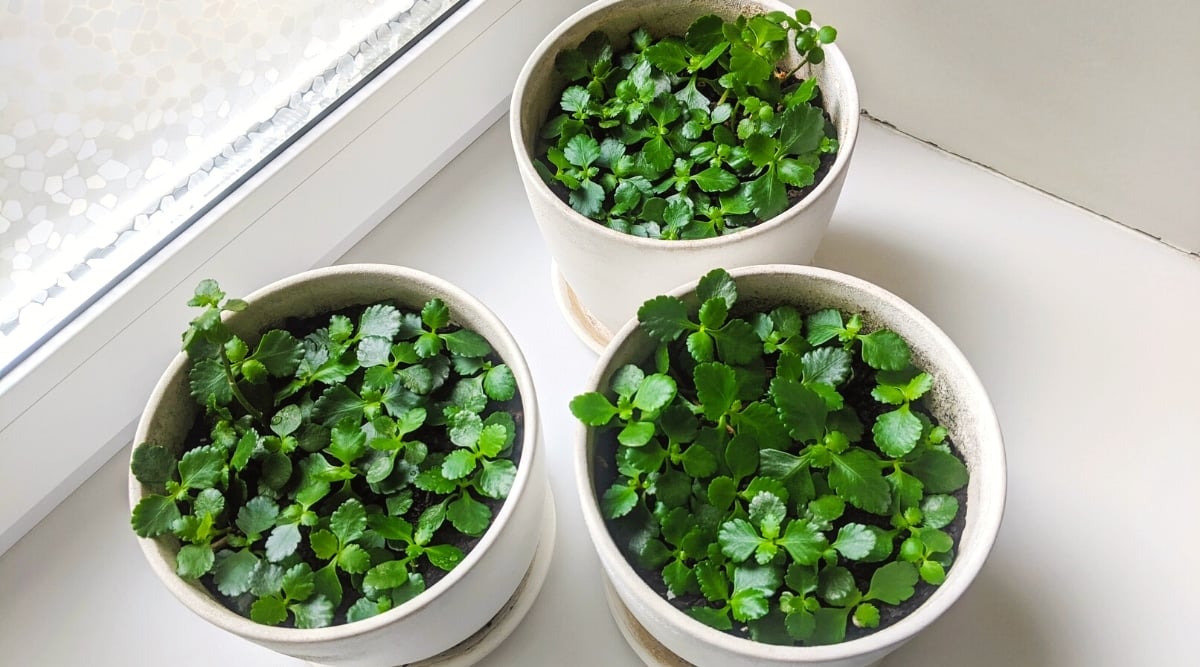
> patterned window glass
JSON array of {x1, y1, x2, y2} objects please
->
[{"x1": 0, "y1": 0, "x2": 466, "y2": 375}]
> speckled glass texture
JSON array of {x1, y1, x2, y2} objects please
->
[{"x1": 0, "y1": 0, "x2": 461, "y2": 373}]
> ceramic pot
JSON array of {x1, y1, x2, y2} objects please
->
[
  {"x1": 129, "y1": 264, "x2": 553, "y2": 667},
  {"x1": 511, "y1": 0, "x2": 859, "y2": 352},
  {"x1": 574, "y1": 265, "x2": 1006, "y2": 667}
]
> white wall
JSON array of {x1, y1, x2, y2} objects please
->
[{"x1": 797, "y1": 0, "x2": 1200, "y2": 253}]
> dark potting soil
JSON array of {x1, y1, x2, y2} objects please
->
[
  {"x1": 592, "y1": 346, "x2": 969, "y2": 646},
  {"x1": 178, "y1": 301, "x2": 524, "y2": 626}
]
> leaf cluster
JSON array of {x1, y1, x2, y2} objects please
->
[
  {"x1": 132, "y1": 281, "x2": 521, "y2": 628},
  {"x1": 535, "y1": 11, "x2": 839, "y2": 239},
  {"x1": 570, "y1": 269, "x2": 968, "y2": 645}
]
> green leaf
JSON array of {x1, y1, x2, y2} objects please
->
[
  {"x1": 860, "y1": 330, "x2": 912, "y2": 371},
  {"x1": 817, "y1": 565, "x2": 858, "y2": 607},
  {"x1": 415, "y1": 332, "x2": 443, "y2": 358},
  {"x1": 309, "y1": 530, "x2": 339, "y2": 560},
  {"x1": 313, "y1": 563, "x2": 343, "y2": 608},
  {"x1": 778, "y1": 521, "x2": 826, "y2": 565},
  {"x1": 188, "y1": 279, "x2": 224, "y2": 307},
  {"x1": 601, "y1": 484, "x2": 639, "y2": 519},
  {"x1": 866, "y1": 561, "x2": 919, "y2": 604},
  {"x1": 447, "y1": 493, "x2": 492, "y2": 536},
  {"x1": 873, "y1": 406, "x2": 923, "y2": 457},
  {"x1": 251, "y1": 330, "x2": 303, "y2": 377},
  {"x1": 904, "y1": 372, "x2": 934, "y2": 401},
  {"x1": 644, "y1": 40, "x2": 689, "y2": 74},
  {"x1": 265, "y1": 523, "x2": 301, "y2": 563},
  {"x1": 920, "y1": 559, "x2": 947, "y2": 585},
  {"x1": 483, "y1": 365, "x2": 516, "y2": 401},
  {"x1": 805, "y1": 309, "x2": 844, "y2": 345},
  {"x1": 477, "y1": 458, "x2": 516, "y2": 499},
  {"x1": 887, "y1": 468, "x2": 925, "y2": 510},
  {"x1": 564, "y1": 134, "x2": 601, "y2": 168},
  {"x1": 442, "y1": 450, "x2": 477, "y2": 480},
  {"x1": 707, "y1": 476, "x2": 737, "y2": 511},
  {"x1": 560, "y1": 85, "x2": 591, "y2": 112},
  {"x1": 696, "y1": 268, "x2": 738, "y2": 308},
  {"x1": 777, "y1": 157, "x2": 816, "y2": 188},
  {"x1": 328, "y1": 419, "x2": 367, "y2": 465},
  {"x1": 724, "y1": 435, "x2": 759, "y2": 480},
  {"x1": 177, "y1": 446, "x2": 226, "y2": 490},
  {"x1": 194, "y1": 487, "x2": 225, "y2": 518},
  {"x1": 355, "y1": 336, "x2": 391, "y2": 368},
  {"x1": 663, "y1": 559, "x2": 693, "y2": 597},
  {"x1": 638, "y1": 295, "x2": 691, "y2": 341},
  {"x1": 425, "y1": 544, "x2": 465, "y2": 571},
  {"x1": 237, "y1": 496, "x2": 279, "y2": 537},
  {"x1": 730, "y1": 586, "x2": 771, "y2": 622},
  {"x1": 694, "y1": 166, "x2": 738, "y2": 193},
  {"x1": 313, "y1": 384, "x2": 366, "y2": 426},
  {"x1": 175, "y1": 544, "x2": 215, "y2": 579},
  {"x1": 748, "y1": 492, "x2": 787, "y2": 534},
  {"x1": 808, "y1": 495, "x2": 846, "y2": 525},
  {"x1": 828, "y1": 449, "x2": 891, "y2": 514},
  {"x1": 250, "y1": 596, "x2": 288, "y2": 626},
  {"x1": 832, "y1": 523, "x2": 877, "y2": 560},
  {"x1": 770, "y1": 378, "x2": 828, "y2": 443},
  {"x1": 735, "y1": 402, "x2": 791, "y2": 451},
  {"x1": 337, "y1": 544, "x2": 371, "y2": 574},
  {"x1": 712, "y1": 319, "x2": 760, "y2": 365},
  {"x1": 569, "y1": 392, "x2": 620, "y2": 427},
  {"x1": 698, "y1": 298, "x2": 728, "y2": 330},
  {"x1": 634, "y1": 374, "x2": 677, "y2": 414},
  {"x1": 448, "y1": 411, "x2": 483, "y2": 448},
  {"x1": 231, "y1": 431, "x2": 257, "y2": 471},
  {"x1": 852, "y1": 602, "x2": 880, "y2": 629},
  {"x1": 920, "y1": 495, "x2": 960, "y2": 529},
  {"x1": 909, "y1": 448, "x2": 969, "y2": 493},
  {"x1": 213, "y1": 549, "x2": 260, "y2": 596},
  {"x1": 641, "y1": 136, "x2": 675, "y2": 174},
  {"x1": 290, "y1": 596, "x2": 334, "y2": 629},
  {"x1": 694, "y1": 560, "x2": 730, "y2": 602},
  {"x1": 346, "y1": 597, "x2": 388, "y2": 623},
  {"x1": 718, "y1": 519, "x2": 763, "y2": 562},
  {"x1": 330, "y1": 499, "x2": 367, "y2": 545},
  {"x1": 785, "y1": 608, "x2": 817, "y2": 641},
  {"x1": 569, "y1": 180, "x2": 605, "y2": 218},
  {"x1": 695, "y1": 362, "x2": 737, "y2": 421},
  {"x1": 779, "y1": 104, "x2": 826, "y2": 155},
  {"x1": 687, "y1": 331, "x2": 713, "y2": 361},
  {"x1": 871, "y1": 384, "x2": 907, "y2": 406},
  {"x1": 441, "y1": 329, "x2": 491, "y2": 358},
  {"x1": 359, "y1": 304, "x2": 403, "y2": 339},
  {"x1": 729, "y1": 43, "x2": 773, "y2": 85},
  {"x1": 131, "y1": 444, "x2": 174, "y2": 486},
  {"x1": 688, "y1": 605, "x2": 733, "y2": 631},
  {"x1": 364, "y1": 560, "x2": 409, "y2": 590},
  {"x1": 800, "y1": 347, "x2": 851, "y2": 386},
  {"x1": 420, "y1": 299, "x2": 450, "y2": 331},
  {"x1": 188, "y1": 358, "x2": 231, "y2": 405},
  {"x1": 680, "y1": 444, "x2": 718, "y2": 478},
  {"x1": 810, "y1": 606, "x2": 851, "y2": 645}
]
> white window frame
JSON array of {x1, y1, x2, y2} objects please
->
[{"x1": 0, "y1": 0, "x2": 590, "y2": 554}]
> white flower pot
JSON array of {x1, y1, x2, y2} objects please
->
[
  {"x1": 511, "y1": 0, "x2": 860, "y2": 351},
  {"x1": 574, "y1": 265, "x2": 1006, "y2": 667},
  {"x1": 129, "y1": 264, "x2": 554, "y2": 667}
]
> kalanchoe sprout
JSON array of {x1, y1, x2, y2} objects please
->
[
  {"x1": 572, "y1": 268, "x2": 970, "y2": 646},
  {"x1": 536, "y1": 11, "x2": 840, "y2": 239},
  {"x1": 131, "y1": 280, "x2": 522, "y2": 628}
]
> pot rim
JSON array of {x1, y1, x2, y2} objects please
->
[
  {"x1": 509, "y1": 0, "x2": 861, "y2": 251},
  {"x1": 574, "y1": 263, "x2": 1006, "y2": 661},
  {"x1": 129, "y1": 263, "x2": 542, "y2": 644}
]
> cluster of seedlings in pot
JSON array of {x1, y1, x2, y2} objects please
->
[
  {"x1": 131, "y1": 280, "x2": 521, "y2": 628},
  {"x1": 535, "y1": 10, "x2": 839, "y2": 239},
  {"x1": 571, "y1": 269, "x2": 969, "y2": 645}
]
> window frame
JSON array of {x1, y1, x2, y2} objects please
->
[{"x1": 0, "y1": 0, "x2": 589, "y2": 554}]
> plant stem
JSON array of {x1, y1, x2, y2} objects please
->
[
  {"x1": 785, "y1": 57, "x2": 811, "y2": 81},
  {"x1": 220, "y1": 347, "x2": 265, "y2": 423}
]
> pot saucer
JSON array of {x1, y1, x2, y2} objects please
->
[
  {"x1": 311, "y1": 486, "x2": 557, "y2": 667},
  {"x1": 550, "y1": 263, "x2": 613, "y2": 355}
]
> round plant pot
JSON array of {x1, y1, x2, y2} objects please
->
[
  {"x1": 130, "y1": 264, "x2": 553, "y2": 667},
  {"x1": 511, "y1": 0, "x2": 860, "y2": 352},
  {"x1": 574, "y1": 265, "x2": 1006, "y2": 667}
]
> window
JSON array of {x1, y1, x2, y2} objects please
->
[{"x1": 0, "y1": 0, "x2": 591, "y2": 554}]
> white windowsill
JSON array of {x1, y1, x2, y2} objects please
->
[{"x1": 0, "y1": 115, "x2": 1195, "y2": 665}]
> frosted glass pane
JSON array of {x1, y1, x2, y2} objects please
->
[{"x1": 0, "y1": 0, "x2": 464, "y2": 375}]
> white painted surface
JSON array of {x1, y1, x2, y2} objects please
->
[
  {"x1": 796, "y1": 0, "x2": 1200, "y2": 254},
  {"x1": 0, "y1": 0, "x2": 593, "y2": 555},
  {"x1": 1, "y1": 117, "x2": 1197, "y2": 666}
]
